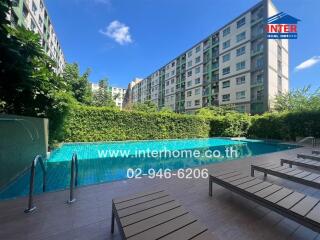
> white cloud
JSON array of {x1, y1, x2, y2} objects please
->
[
  {"x1": 295, "y1": 56, "x2": 320, "y2": 71},
  {"x1": 99, "y1": 21, "x2": 132, "y2": 45}
]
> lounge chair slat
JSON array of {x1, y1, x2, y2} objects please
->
[
  {"x1": 269, "y1": 165, "x2": 289, "y2": 171},
  {"x1": 229, "y1": 176, "x2": 256, "y2": 186},
  {"x1": 254, "y1": 185, "x2": 282, "y2": 198},
  {"x1": 127, "y1": 214, "x2": 197, "y2": 240},
  {"x1": 112, "y1": 191, "x2": 212, "y2": 239},
  {"x1": 303, "y1": 173, "x2": 320, "y2": 181},
  {"x1": 158, "y1": 221, "x2": 208, "y2": 240},
  {"x1": 189, "y1": 230, "x2": 213, "y2": 240},
  {"x1": 222, "y1": 174, "x2": 248, "y2": 182},
  {"x1": 209, "y1": 173, "x2": 320, "y2": 233},
  {"x1": 281, "y1": 158, "x2": 320, "y2": 171},
  {"x1": 290, "y1": 196, "x2": 319, "y2": 216},
  {"x1": 252, "y1": 164, "x2": 320, "y2": 189},
  {"x1": 285, "y1": 169, "x2": 304, "y2": 176},
  {"x1": 117, "y1": 196, "x2": 174, "y2": 218},
  {"x1": 265, "y1": 188, "x2": 293, "y2": 203},
  {"x1": 120, "y1": 201, "x2": 181, "y2": 227},
  {"x1": 211, "y1": 171, "x2": 238, "y2": 178},
  {"x1": 115, "y1": 191, "x2": 169, "y2": 210},
  {"x1": 113, "y1": 190, "x2": 164, "y2": 204},
  {"x1": 298, "y1": 153, "x2": 320, "y2": 162},
  {"x1": 237, "y1": 179, "x2": 263, "y2": 189},
  {"x1": 123, "y1": 207, "x2": 189, "y2": 238},
  {"x1": 294, "y1": 171, "x2": 312, "y2": 179},
  {"x1": 246, "y1": 181, "x2": 273, "y2": 193},
  {"x1": 217, "y1": 172, "x2": 243, "y2": 180},
  {"x1": 276, "y1": 192, "x2": 305, "y2": 209},
  {"x1": 306, "y1": 202, "x2": 320, "y2": 223}
]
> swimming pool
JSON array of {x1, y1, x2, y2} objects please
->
[{"x1": 0, "y1": 138, "x2": 299, "y2": 200}]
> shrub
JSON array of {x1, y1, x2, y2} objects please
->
[
  {"x1": 62, "y1": 106, "x2": 210, "y2": 142},
  {"x1": 209, "y1": 113, "x2": 251, "y2": 137}
]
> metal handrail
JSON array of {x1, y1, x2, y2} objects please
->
[
  {"x1": 298, "y1": 136, "x2": 316, "y2": 147},
  {"x1": 67, "y1": 153, "x2": 78, "y2": 204},
  {"x1": 24, "y1": 155, "x2": 46, "y2": 213}
]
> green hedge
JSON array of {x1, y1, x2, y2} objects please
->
[
  {"x1": 58, "y1": 106, "x2": 320, "y2": 143},
  {"x1": 62, "y1": 106, "x2": 210, "y2": 142},
  {"x1": 249, "y1": 111, "x2": 320, "y2": 140},
  {"x1": 208, "y1": 113, "x2": 251, "y2": 137}
]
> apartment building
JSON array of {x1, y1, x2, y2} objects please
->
[
  {"x1": 123, "y1": 0, "x2": 289, "y2": 114},
  {"x1": 8, "y1": 0, "x2": 65, "y2": 73},
  {"x1": 91, "y1": 83, "x2": 127, "y2": 109}
]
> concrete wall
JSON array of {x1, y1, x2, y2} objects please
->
[{"x1": 0, "y1": 114, "x2": 48, "y2": 188}]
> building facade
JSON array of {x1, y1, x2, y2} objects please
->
[
  {"x1": 91, "y1": 83, "x2": 127, "y2": 109},
  {"x1": 8, "y1": 0, "x2": 66, "y2": 73},
  {"x1": 123, "y1": 0, "x2": 289, "y2": 114}
]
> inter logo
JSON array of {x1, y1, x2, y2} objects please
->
[{"x1": 266, "y1": 12, "x2": 300, "y2": 39}]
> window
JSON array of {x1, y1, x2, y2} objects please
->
[
  {"x1": 187, "y1": 61, "x2": 192, "y2": 67},
  {"x1": 31, "y1": 20, "x2": 36, "y2": 31},
  {"x1": 171, "y1": 62, "x2": 175, "y2": 67},
  {"x1": 23, "y1": 4, "x2": 29, "y2": 18},
  {"x1": 236, "y1": 76, "x2": 246, "y2": 85},
  {"x1": 236, "y1": 46, "x2": 246, "y2": 56},
  {"x1": 171, "y1": 78, "x2": 175, "y2": 84},
  {"x1": 256, "y1": 74, "x2": 264, "y2": 83},
  {"x1": 166, "y1": 73, "x2": 170, "y2": 78},
  {"x1": 32, "y1": 1, "x2": 37, "y2": 13},
  {"x1": 187, "y1": 80, "x2": 192, "y2": 87},
  {"x1": 187, "y1": 91, "x2": 192, "y2": 97},
  {"x1": 187, "y1": 51, "x2": 192, "y2": 57},
  {"x1": 195, "y1": 100, "x2": 200, "y2": 106},
  {"x1": 222, "y1": 27, "x2": 230, "y2": 37},
  {"x1": 236, "y1": 61, "x2": 246, "y2": 71},
  {"x1": 171, "y1": 70, "x2": 175, "y2": 76},
  {"x1": 236, "y1": 91, "x2": 246, "y2": 100},
  {"x1": 166, "y1": 81, "x2": 169, "y2": 86},
  {"x1": 195, "y1": 67, "x2": 201, "y2": 74},
  {"x1": 222, "y1": 67, "x2": 230, "y2": 75},
  {"x1": 165, "y1": 89, "x2": 169, "y2": 94},
  {"x1": 171, "y1": 95, "x2": 174, "y2": 101},
  {"x1": 222, "y1": 53, "x2": 230, "y2": 62},
  {"x1": 194, "y1": 78, "x2": 201, "y2": 84},
  {"x1": 196, "y1": 45, "x2": 201, "y2": 53},
  {"x1": 236, "y1": 31, "x2": 246, "y2": 42},
  {"x1": 237, "y1": 17, "x2": 246, "y2": 28},
  {"x1": 222, "y1": 94, "x2": 230, "y2": 102},
  {"x1": 195, "y1": 56, "x2": 201, "y2": 63},
  {"x1": 171, "y1": 87, "x2": 174, "y2": 93},
  {"x1": 187, "y1": 70, "x2": 192, "y2": 77},
  {"x1": 223, "y1": 40, "x2": 230, "y2": 49},
  {"x1": 256, "y1": 58, "x2": 264, "y2": 68},
  {"x1": 187, "y1": 101, "x2": 192, "y2": 107},
  {"x1": 195, "y1": 88, "x2": 201, "y2": 95},
  {"x1": 222, "y1": 80, "x2": 230, "y2": 88}
]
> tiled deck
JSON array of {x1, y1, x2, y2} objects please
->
[{"x1": 1, "y1": 146, "x2": 320, "y2": 240}]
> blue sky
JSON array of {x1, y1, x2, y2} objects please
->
[{"x1": 45, "y1": 0, "x2": 320, "y2": 90}]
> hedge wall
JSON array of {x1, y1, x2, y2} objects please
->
[
  {"x1": 59, "y1": 106, "x2": 320, "y2": 143},
  {"x1": 248, "y1": 111, "x2": 320, "y2": 140},
  {"x1": 62, "y1": 106, "x2": 210, "y2": 142}
]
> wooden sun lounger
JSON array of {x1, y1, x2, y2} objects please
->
[
  {"x1": 298, "y1": 152, "x2": 320, "y2": 161},
  {"x1": 111, "y1": 190, "x2": 212, "y2": 240},
  {"x1": 251, "y1": 163, "x2": 320, "y2": 189},
  {"x1": 209, "y1": 171, "x2": 320, "y2": 233},
  {"x1": 280, "y1": 158, "x2": 320, "y2": 170}
]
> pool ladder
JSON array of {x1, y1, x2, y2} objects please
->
[{"x1": 24, "y1": 153, "x2": 79, "y2": 213}]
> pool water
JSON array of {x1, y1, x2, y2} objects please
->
[{"x1": 0, "y1": 138, "x2": 299, "y2": 200}]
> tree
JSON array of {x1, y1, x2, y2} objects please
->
[
  {"x1": 62, "y1": 63, "x2": 92, "y2": 104},
  {"x1": 0, "y1": 0, "x2": 75, "y2": 142},
  {"x1": 274, "y1": 86, "x2": 320, "y2": 112},
  {"x1": 92, "y1": 78, "x2": 116, "y2": 107}
]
